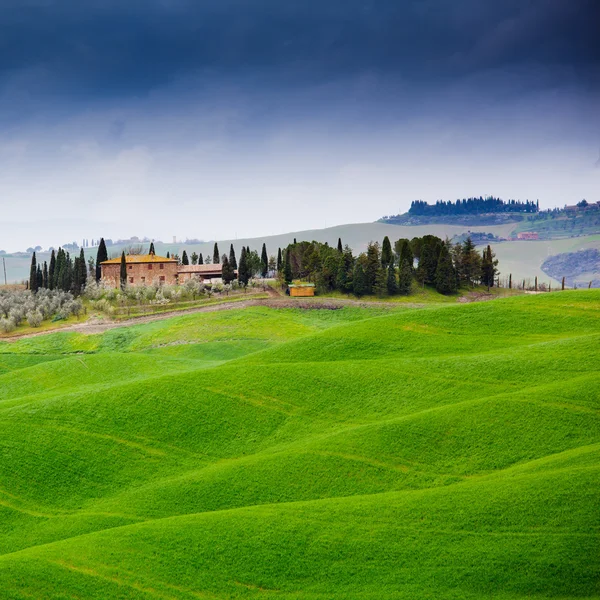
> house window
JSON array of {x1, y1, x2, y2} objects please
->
[
  {"x1": 129, "y1": 277, "x2": 134, "y2": 284},
  {"x1": 129, "y1": 265, "x2": 133, "y2": 270},
  {"x1": 159, "y1": 263, "x2": 164, "y2": 270},
  {"x1": 159, "y1": 276, "x2": 165, "y2": 284},
  {"x1": 148, "y1": 264, "x2": 153, "y2": 270},
  {"x1": 141, "y1": 277, "x2": 145, "y2": 284}
]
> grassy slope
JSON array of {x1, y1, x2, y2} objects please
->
[{"x1": 0, "y1": 293, "x2": 598, "y2": 598}]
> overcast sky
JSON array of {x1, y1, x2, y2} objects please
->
[{"x1": 1, "y1": 0, "x2": 599, "y2": 251}]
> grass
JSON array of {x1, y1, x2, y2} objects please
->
[{"x1": 0, "y1": 291, "x2": 598, "y2": 598}]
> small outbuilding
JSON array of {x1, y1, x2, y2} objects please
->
[{"x1": 288, "y1": 283, "x2": 315, "y2": 297}]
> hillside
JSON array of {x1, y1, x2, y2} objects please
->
[{"x1": 0, "y1": 292, "x2": 598, "y2": 598}]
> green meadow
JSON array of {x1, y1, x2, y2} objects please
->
[{"x1": 0, "y1": 292, "x2": 598, "y2": 599}]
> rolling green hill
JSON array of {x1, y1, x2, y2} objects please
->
[{"x1": 0, "y1": 293, "x2": 598, "y2": 598}]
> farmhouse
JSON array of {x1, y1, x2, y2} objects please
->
[
  {"x1": 517, "y1": 232, "x2": 539, "y2": 240},
  {"x1": 177, "y1": 264, "x2": 225, "y2": 284},
  {"x1": 101, "y1": 254, "x2": 226, "y2": 287}
]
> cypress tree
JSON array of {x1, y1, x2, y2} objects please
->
[
  {"x1": 353, "y1": 261, "x2": 367, "y2": 297},
  {"x1": 238, "y1": 247, "x2": 250, "y2": 285},
  {"x1": 374, "y1": 266, "x2": 387, "y2": 297},
  {"x1": 213, "y1": 243, "x2": 220, "y2": 264},
  {"x1": 198, "y1": 253, "x2": 203, "y2": 265},
  {"x1": 337, "y1": 238, "x2": 343, "y2": 253},
  {"x1": 419, "y1": 236, "x2": 442, "y2": 284},
  {"x1": 276, "y1": 248, "x2": 282, "y2": 272},
  {"x1": 36, "y1": 264, "x2": 43, "y2": 291},
  {"x1": 222, "y1": 256, "x2": 235, "y2": 284},
  {"x1": 95, "y1": 238, "x2": 108, "y2": 282},
  {"x1": 387, "y1": 261, "x2": 397, "y2": 295},
  {"x1": 229, "y1": 244, "x2": 237, "y2": 270},
  {"x1": 181, "y1": 250, "x2": 189, "y2": 265},
  {"x1": 509, "y1": 273, "x2": 512, "y2": 289},
  {"x1": 260, "y1": 243, "x2": 268, "y2": 278},
  {"x1": 365, "y1": 242, "x2": 380, "y2": 294},
  {"x1": 29, "y1": 252, "x2": 38, "y2": 293},
  {"x1": 166, "y1": 251, "x2": 170, "y2": 259},
  {"x1": 42, "y1": 261, "x2": 49, "y2": 289},
  {"x1": 381, "y1": 236, "x2": 393, "y2": 267},
  {"x1": 460, "y1": 237, "x2": 481, "y2": 287},
  {"x1": 73, "y1": 256, "x2": 81, "y2": 295},
  {"x1": 79, "y1": 248, "x2": 87, "y2": 291},
  {"x1": 283, "y1": 248, "x2": 293, "y2": 284},
  {"x1": 191, "y1": 252, "x2": 198, "y2": 265},
  {"x1": 398, "y1": 260, "x2": 413, "y2": 295},
  {"x1": 149, "y1": 242, "x2": 155, "y2": 255},
  {"x1": 48, "y1": 250, "x2": 56, "y2": 290},
  {"x1": 120, "y1": 252, "x2": 127, "y2": 290},
  {"x1": 435, "y1": 243, "x2": 458, "y2": 294}
]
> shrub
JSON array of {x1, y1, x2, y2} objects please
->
[
  {"x1": 0, "y1": 317, "x2": 16, "y2": 333},
  {"x1": 26, "y1": 311, "x2": 43, "y2": 328}
]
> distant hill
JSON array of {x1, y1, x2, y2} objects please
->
[{"x1": 542, "y1": 248, "x2": 600, "y2": 288}]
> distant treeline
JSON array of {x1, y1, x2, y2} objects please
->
[{"x1": 407, "y1": 196, "x2": 539, "y2": 217}]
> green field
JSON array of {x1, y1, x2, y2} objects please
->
[{"x1": 0, "y1": 292, "x2": 598, "y2": 598}]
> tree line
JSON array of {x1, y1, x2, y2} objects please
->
[
  {"x1": 39, "y1": 235, "x2": 498, "y2": 298},
  {"x1": 278, "y1": 235, "x2": 499, "y2": 296},
  {"x1": 407, "y1": 197, "x2": 539, "y2": 216}
]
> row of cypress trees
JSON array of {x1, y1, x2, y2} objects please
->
[{"x1": 29, "y1": 248, "x2": 87, "y2": 295}]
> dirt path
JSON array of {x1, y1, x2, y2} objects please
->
[{"x1": 4, "y1": 288, "x2": 501, "y2": 342}]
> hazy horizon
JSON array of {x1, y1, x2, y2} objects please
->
[{"x1": 1, "y1": 0, "x2": 599, "y2": 252}]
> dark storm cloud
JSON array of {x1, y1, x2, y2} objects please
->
[{"x1": 1, "y1": 0, "x2": 598, "y2": 100}]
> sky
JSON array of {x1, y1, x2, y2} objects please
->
[{"x1": 0, "y1": 0, "x2": 599, "y2": 252}]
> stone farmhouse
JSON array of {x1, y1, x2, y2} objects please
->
[{"x1": 101, "y1": 254, "x2": 224, "y2": 287}]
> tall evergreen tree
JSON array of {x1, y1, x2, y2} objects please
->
[
  {"x1": 213, "y1": 243, "x2": 220, "y2": 264},
  {"x1": 283, "y1": 248, "x2": 293, "y2": 284},
  {"x1": 435, "y1": 243, "x2": 458, "y2": 294},
  {"x1": 191, "y1": 252, "x2": 198, "y2": 265},
  {"x1": 198, "y1": 253, "x2": 203, "y2": 265},
  {"x1": 337, "y1": 238, "x2": 343, "y2": 253},
  {"x1": 374, "y1": 266, "x2": 387, "y2": 297},
  {"x1": 120, "y1": 252, "x2": 127, "y2": 290},
  {"x1": 149, "y1": 242, "x2": 156, "y2": 255},
  {"x1": 166, "y1": 251, "x2": 170, "y2": 258},
  {"x1": 419, "y1": 236, "x2": 442, "y2": 284},
  {"x1": 48, "y1": 250, "x2": 56, "y2": 290},
  {"x1": 79, "y1": 248, "x2": 87, "y2": 291},
  {"x1": 460, "y1": 237, "x2": 482, "y2": 287},
  {"x1": 387, "y1": 261, "x2": 397, "y2": 295},
  {"x1": 29, "y1": 252, "x2": 38, "y2": 293},
  {"x1": 42, "y1": 261, "x2": 49, "y2": 289},
  {"x1": 276, "y1": 248, "x2": 282, "y2": 272},
  {"x1": 181, "y1": 250, "x2": 189, "y2": 265},
  {"x1": 480, "y1": 245, "x2": 499, "y2": 288},
  {"x1": 95, "y1": 238, "x2": 108, "y2": 282},
  {"x1": 238, "y1": 247, "x2": 250, "y2": 285},
  {"x1": 352, "y1": 260, "x2": 367, "y2": 297},
  {"x1": 36, "y1": 264, "x2": 43, "y2": 291},
  {"x1": 381, "y1": 236, "x2": 393, "y2": 267},
  {"x1": 260, "y1": 243, "x2": 268, "y2": 277},
  {"x1": 221, "y1": 255, "x2": 235, "y2": 284},
  {"x1": 398, "y1": 259, "x2": 413, "y2": 295},
  {"x1": 229, "y1": 244, "x2": 237, "y2": 270},
  {"x1": 365, "y1": 242, "x2": 380, "y2": 294}
]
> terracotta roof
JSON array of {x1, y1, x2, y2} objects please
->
[
  {"x1": 101, "y1": 254, "x2": 177, "y2": 265},
  {"x1": 177, "y1": 264, "x2": 223, "y2": 273}
]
